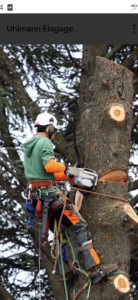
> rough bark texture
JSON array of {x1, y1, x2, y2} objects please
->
[
  {"x1": 75, "y1": 49, "x2": 135, "y2": 300},
  {"x1": 77, "y1": 55, "x2": 133, "y2": 170}
]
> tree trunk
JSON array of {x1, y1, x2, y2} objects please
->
[
  {"x1": 75, "y1": 48, "x2": 135, "y2": 300},
  {"x1": 0, "y1": 283, "x2": 15, "y2": 300}
]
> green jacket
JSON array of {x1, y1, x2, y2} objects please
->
[{"x1": 23, "y1": 135, "x2": 57, "y2": 192}]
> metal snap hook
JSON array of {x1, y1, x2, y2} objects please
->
[{"x1": 72, "y1": 260, "x2": 80, "y2": 270}]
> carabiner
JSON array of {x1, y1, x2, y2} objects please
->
[
  {"x1": 72, "y1": 260, "x2": 80, "y2": 270},
  {"x1": 37, "y1": 188, "x2": 41, "y2": 199}
]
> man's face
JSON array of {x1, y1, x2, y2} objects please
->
[
  {"x1": 50, "y1": 127, "x2": 57, "y2": 140},
  {"x1": 51, "y1": 134, "x2": 55, "y2": 140}
]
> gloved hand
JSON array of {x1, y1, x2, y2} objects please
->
[{"x1": 64, "y1": 163, "x2": 74, "y2": 182}]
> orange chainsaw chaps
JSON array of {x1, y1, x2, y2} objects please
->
[
  {"x1": 89, "y1": 248, "x2": 100, "y2": 265},
  {"x1": 63, "y1": 210, "x2": 80, "y2": 225}
]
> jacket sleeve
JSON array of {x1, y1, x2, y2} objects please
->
[
  {"x1": 44, "y1": 159, "x2": 74, "y2": 182},
  {"x1": 44, "y1": 158, "x2": 66, "y2": 173}
]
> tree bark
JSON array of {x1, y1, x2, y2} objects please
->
[
  {"x1": 0, "y1": 283, "x2": 15, "y2": 300},
  {"x1": 75, "y1": 50, "x2": 136, "y2": 300}
]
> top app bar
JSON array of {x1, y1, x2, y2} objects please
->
[{"x1": 0, "y1": 0, "x2": 138, "y2": 13}]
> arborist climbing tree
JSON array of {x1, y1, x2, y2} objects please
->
[
  {"x1": 1, "y1": 44, "x2": 137, "y2": 300},
  {"x1": 23, "y1": 112, "x2": 118, "y2": 298}
]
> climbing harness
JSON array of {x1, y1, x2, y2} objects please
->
[
  {"x1": 28, "y1": 181, "x2": 56, "y2": 188},
  {"x1": 23, "y1": 170, "x2": 128, "y2": 234}
]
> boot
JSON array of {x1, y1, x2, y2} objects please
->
[{"x1": 88, "y1": 264, "x2": 118, "y2": 284}]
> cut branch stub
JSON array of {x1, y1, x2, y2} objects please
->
[
  {"x1": 75, "y1": 190, "x2": 84, "y2": 211},
  {"x1": 99, "y1": 169, "x2": 128, "y2": 183},
  {"x1": 124, "y1": 204, "x2": 138, "y2": 224},
  {"x1": 113, "y1": 274, "x2": 130, "y2": 294},
  {"x1": 109, "y1": 104, "x2": 126, "y2": 122}
]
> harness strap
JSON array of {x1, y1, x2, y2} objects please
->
[
  {"x1": 49, "y1": 201, "x2": 63, "y2": 217},
  {"x1": 46, "y1": 216, "x2": 49, "y2": 243},
  {"x1": 77, "y1": 244, "x2": 93, "y2": 252},
  {"x1": 41, "y1": 196, "x2": 50, "y2": 240},
  {"x1": 28, "y1": 181, "x2": 56, "y2": 188}
]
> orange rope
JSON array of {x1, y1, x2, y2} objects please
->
[{"x1": 71, "y1": 186, "x2": 128, "y2": 203}]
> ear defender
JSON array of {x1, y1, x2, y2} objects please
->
[{"x1": 45, "y1": 125, "x2": 56, "y2": 138}]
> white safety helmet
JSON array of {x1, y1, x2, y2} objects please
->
[{"x1": 34, "y1": 113, "x2": 58, "y2": 129}]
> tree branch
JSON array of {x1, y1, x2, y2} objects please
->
[
  {"x1": 105, "y1": 45, "x2": 124, "y2": 59},
  {"x1": 0, "y1": 46, "x2": 40, "y2": 120},
  {"x1": 129, "y1": 179, "x2": 138, "y2": 191},
  {"x1": 64, "y1": 44, "x2": 83, "y2": 70},
  {"x1": 121, "y1": 46, "x2": 138, "y2": 69},
  {"x1": 129, "y1": 194, "x2": 138, "y2": 207}
]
